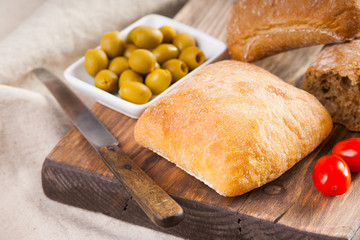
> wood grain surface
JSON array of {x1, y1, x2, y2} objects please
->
[{"x1": 42, "y1": 0, "x2": 360, "y2": 239}]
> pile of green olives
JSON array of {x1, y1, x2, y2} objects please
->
[{"x1": 84, "y1": 25, "x2": 205, "y2": 104}]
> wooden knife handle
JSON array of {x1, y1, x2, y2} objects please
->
[{"x1": 98, "y1": 144, "x2": 184, "y2": 227}]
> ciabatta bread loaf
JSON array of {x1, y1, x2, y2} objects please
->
[
  {"x1": 304, "y1": 40, "x2": 360, "y2": 131},
  {"x1": 134, "y1": 60, "x2": 332, "y2": 197},
  {"x1": 226, "y1": 0, "x2": 360, "y2": 62}
]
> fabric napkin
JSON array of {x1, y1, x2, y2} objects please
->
[{"x1": 0, "y1": 0, "x2": 186, "y2": 239}]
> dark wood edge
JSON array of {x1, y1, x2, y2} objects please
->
[{"x1": 41, "y1": 158, "x2": 346, "y2": 240}]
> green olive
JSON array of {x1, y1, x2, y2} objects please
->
[
  {"x1": 179, "y1": 46, "x2": 205, "y2": 71},
  {"x1": 119, "y1": 69, "x2": 143, "y2": 88},
  {"x1": 162, "y1": 59, "x2": 188, "y2": 82},
  {"x1": 84, "y1": 48, "x2": 108, "y2": 76},
  {"x1": 152, "y1": 44, "x2": 179, "y2": 65},
  {"x1": 145, "y1": 69, "x2": 172, "y2": 95},
  {"x1": 132, "y1": 25, "x2": 163, "y2": 49},
  {"x1": 129, "y1": 49, "x2": 156, "y2": 74},
  {"x1": 159, "y1": 26, "x2": 176, "y2": 43},
  {"x1": 120, "y1": 81, "x2": 152, "y2": 104},
  {"x1": 123, "y1": 44, "x2": 138, "y2": 58},
  {"x1": 108, "y1": 56, "x2": 129, "y2": 75},
  {"x1": 94, "y1": 69, "x2": 118, "y2": 92},
  {"x1": 125, "y1": 26, "x2": 140, "y2": 43},
  {"x1": 100, "y1": 31, "x2": 125, "y2": 59},
  {"x1": 173, "y1": 32, "x2": 196, "y2": 51}
]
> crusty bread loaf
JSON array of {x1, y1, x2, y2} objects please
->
[
  {"x1": 226, "y1": 0, "x2": 360, "y2": 62},
  {"x1": 134, "y1": 60, "x2": 332, "y2": 197},
  {"x1": 304, "y1": 40, "x2": 360, "y2": 131}
]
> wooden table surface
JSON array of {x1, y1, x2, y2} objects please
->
[{"x1": 42, "y1": 0, "x2": 360, "y2": 239}]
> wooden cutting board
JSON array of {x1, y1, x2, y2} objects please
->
[{"x1": 42, "y1": 0, "x2": 360, "y2": 239}]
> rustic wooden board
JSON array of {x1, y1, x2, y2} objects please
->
[{"x1": 42, "y1": 0, "x2": 360, "y2": 239}]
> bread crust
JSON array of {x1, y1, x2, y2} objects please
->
[
  {"x1": 134, "y1": 60, "x2": 332, "y2": 197},
  {"x1": 226, "y1": 0, "x2": 360, "y2": 62},
  {"x1": 304, "y1": 40, "x2": 360, "y2": 131}
]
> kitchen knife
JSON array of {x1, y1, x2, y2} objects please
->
[{"x1": 34, "y1": 68, "x2": 184, "y2": 228}]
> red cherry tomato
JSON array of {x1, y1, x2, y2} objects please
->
[
  {"x1": 312, "y1": 155, "x2": 351, "y2": 196},
  {"x1": 333, "y1": 138, "x2": 360, "y2": 172}
]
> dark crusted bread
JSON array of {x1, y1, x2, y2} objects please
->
[
  {"x1": 226, "y1": 0, "x2": 360, "y2": 62},
  {"x1": 304, "y1": 40, "x2": 360, "y2": 131}
]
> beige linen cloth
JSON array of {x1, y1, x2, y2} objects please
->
[{"x1": 0, "y1": 0, "x2": 186, "y2": 239}]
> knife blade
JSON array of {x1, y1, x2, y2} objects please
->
[{"x1": 34, "y1": 68, "x2": 184, "y2": 228}]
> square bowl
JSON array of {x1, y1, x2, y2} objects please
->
[{"x1": 64, "y1": 14, "x2": 227, "y2": 119}]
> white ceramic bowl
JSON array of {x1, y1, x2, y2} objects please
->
[{"x1": 64, "y1": 14, "x2": 227, "y2": 119}]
